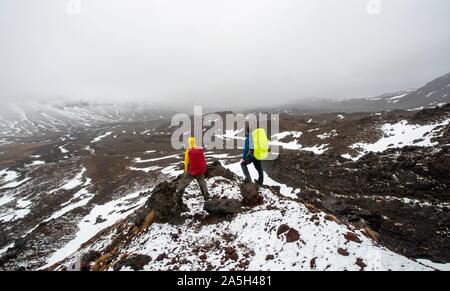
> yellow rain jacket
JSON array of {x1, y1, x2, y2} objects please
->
[{"x1": 184, "y1": 137, "x2": 196, "y2": 173}]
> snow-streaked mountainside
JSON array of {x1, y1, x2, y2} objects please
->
[
  {"x1": 395, "y1": 73, "x2": 450, "y2": 109},
  {"x1": 0, "y1": 74, "x2": 450, "y2": 139},
  {"x1": 1, "y1": 73, "x2": 449, "y2": 139},
  {"x1": 358, "y1": 73, "x2": 450, "y2": 111},
  {"x1": 273, "y1": 72, "x2": 450, "y2": 115},
  {"x1": 0, "y1": 100, "x2": 174, "y2": 137}
]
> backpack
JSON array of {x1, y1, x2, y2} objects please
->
[
  {"x1": 252, "y1": 128, "x2": 269, "y2": 160},
  {"x1": 188, "y1": 148, "x2": 207, "y2": 176}
]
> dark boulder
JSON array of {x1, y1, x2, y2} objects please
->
[
  {"x1": 80, "y1": 251, "x2": 101, "y2": 271},
  {"x1": 204, "y1": 199, "x2": 242, "y2": 216},
  {"x1": 285, "y1": 228, "x2": 301, "y2": 243},
  {"x1": 205, "y1": 161, "x2": 236, "y2": 180},
  {"x1": 337, "y1": 248, "x2": 349, "y2": 256},
  {"x1": 276, "y1": 224, "x2": 290, "y2": 238},
  {"x1": 95, "y1": 216, "x2": 107, "y2": 224},
  {"x1": 143, "y1": 181, "x2": 185, "y2": 224},
  {"x1": 344, "y1": 232, "x2": 361, "y2": 243},
  {"x1": 240, "y1": 182, "x2": 263, "y2": 206},
  {"x1": 113, "y1": 254, "x2": 152, "y2": 271}
]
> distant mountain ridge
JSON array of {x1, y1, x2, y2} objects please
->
[
  {"x1": 0, "y1": 100, "x2": 174, "y2": 137},
  {"x1": 1, "y1": 72, "x2": 449, "y2": 137},
  {"x1": 395, "y1": 72, "x2": 450, "y2": 109},
  {"x1": 271, "y1": 72, "x2": 450, "y2": 115}
]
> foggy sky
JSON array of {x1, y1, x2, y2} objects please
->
[{"x1": 1, "y1": 0, "x2": 450, "y2": 108}]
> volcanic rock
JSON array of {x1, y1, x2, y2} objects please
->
[
  {"x1": 277, "y1": 224, "x2": 290, "y2": 238},
  {"x1": 240, "y1": 182, "x2": 263, "y2": 206},
  {"x1": 203, "y1": 199, "x2": 242, "y2": 216},
  {"x1": 285, "y1": 228, "x2": 301, "y2": 243},
  {"x1": 344, "y1": 232, "x2": 361, "y2": 243},
  {"x1": 337, "y1": 248, "x2": 349, "y2": 256},
  {"x1": 356, "y1": 258, "x2": 367, "y2": 271},
  {"x1": 143, "y1": 181, "x2": 185, "y2": 224},
  {"x1": 205, "y1": 161, "x2": 236, "y2": 180},
  {"x1": 113, "y1": 254, "x2": 152, "y2": 271}
]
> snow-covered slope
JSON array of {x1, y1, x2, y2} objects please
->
[
  {"x1": 45, "y1": 161, "x2": 447, "y2": 271},
  {"x1": 1, "y1": 103, "x2": 449, "y2": 271},
  {"x1": 396, "y1": 73, "x2": 450, "y2": 110},
  {"x1": 332, "y1": 73, "x2": 450, "y2": 112}
]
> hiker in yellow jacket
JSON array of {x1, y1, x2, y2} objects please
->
[
  {"x1": 174, "y1": 137, "x2": 209, "y2": 206},
  {"x1": 183, "y1": 137, "x2": 195, "y2": 173}
]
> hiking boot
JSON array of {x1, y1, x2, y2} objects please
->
[{"x1": 254, "y1": 179, "x2": 263, "y2": 186}]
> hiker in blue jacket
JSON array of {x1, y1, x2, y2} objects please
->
[{"x1": 241, "y1": 126, "x2": 264, "y2": 185}]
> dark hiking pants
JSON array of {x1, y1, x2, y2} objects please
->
[
  {"x1": 241, "y1": 155, "x2": 264, "y2": 185},
  {"x1": 175, "y1": 174, "x2": 209, "y2": 201}
]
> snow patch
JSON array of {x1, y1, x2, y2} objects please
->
[
  {"x1": 161, "y1": 164, "x2": 184, "y2": 177},
  {"x1": 343, "y1": 119, "x2": 450, "y2": 161},
  {"x1": 91, "y1": 132, "x2": 112, "y2": 143},
  {"x1": 43, "y1": 190, "x2": 150, "y2": 268},
  {"x1": 84, "y1": 146, "x2": 95, "y2": 154},
  {"x1": 134, "y1": 154, "x2": 181, "y2": 163},
  {"x1": 317, "y1": 130, "x2": 337, "y2": 140},
  {"x1": 407, "y1": 107, "x2": 425, "y2": 112},
  {"x1": 59, "y1": 145, "x2": 69, "y2": 154},
  {"x1": 128, "y1": 166, "x2": 162, "y2": 173},
  {"x1": 60, "y1": 167, "x2": 87, "y2": 190},
  {"x1": 0, "y1": 169, "x2": 20, "y2": 185},
  {"x1": 0, "y1": 243, "x2": 14, "y2": 256},
  {"x1": 301, "y1": 144, "x2": 329, "y2": 155},
  {"x1": 0, "y1": 177, "x2": 31, "y2": 190}
]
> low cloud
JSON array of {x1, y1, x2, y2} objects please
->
[{"x1": 1, "y1": 0, "x2": 450, "y2": 107}]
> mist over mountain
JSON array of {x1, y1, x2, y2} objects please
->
[{"x1": 1, "y1": 0, "x2": 450, "y2": 107}]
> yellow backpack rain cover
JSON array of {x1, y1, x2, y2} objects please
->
[{"x1": 252, "y1": 128, "x2": 269, "y2": 160}]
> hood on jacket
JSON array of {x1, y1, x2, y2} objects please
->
[{"x1": 188, "y1": 137, "x2": 196, "y2": 149}]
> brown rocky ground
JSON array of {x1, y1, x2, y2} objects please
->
[
  {"x1": 264, "y1": 146, "x2": 450, "y2": 262},
  {"x1": 0, "y1": 105, "x2": 449, "y2": 270}
]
